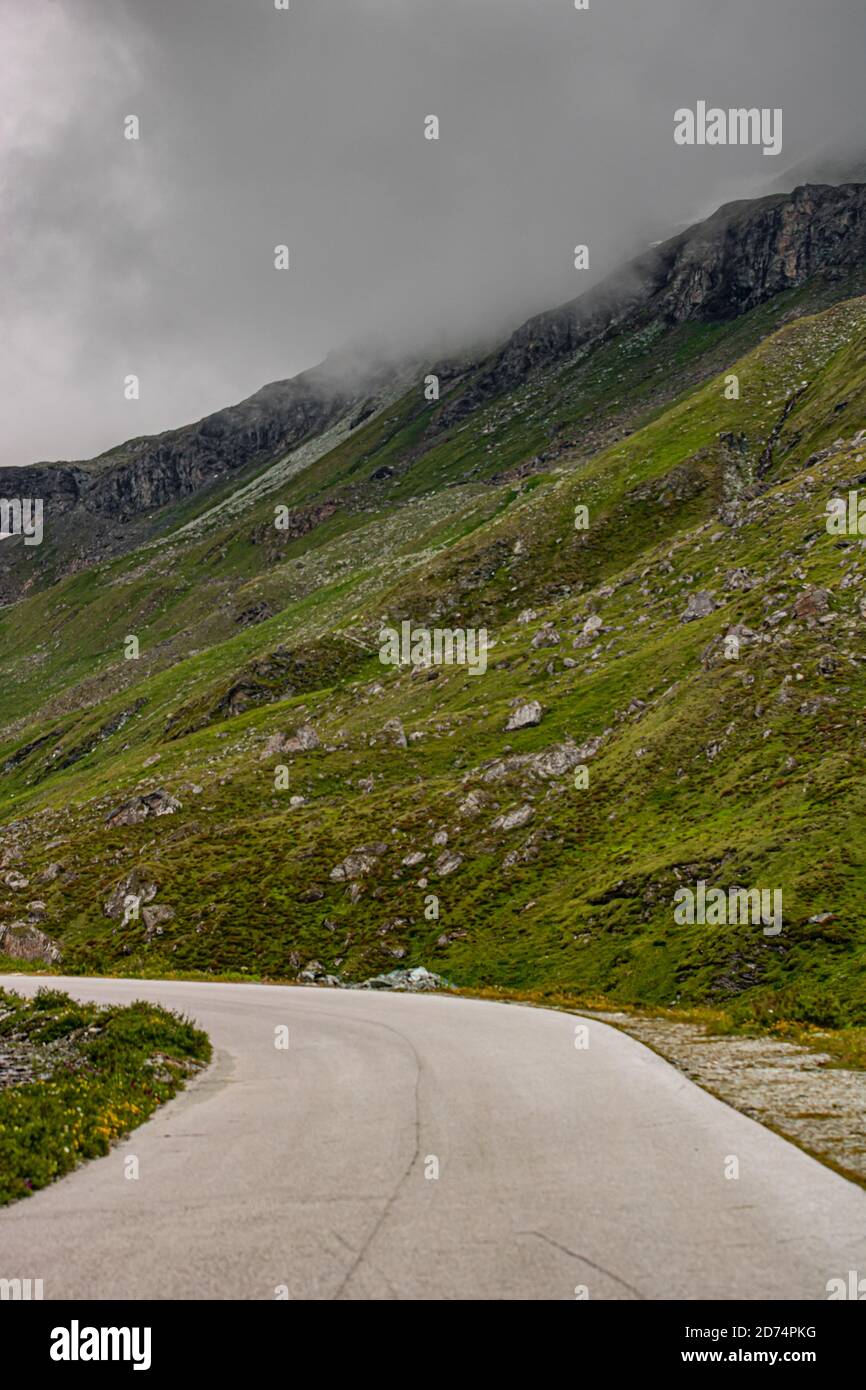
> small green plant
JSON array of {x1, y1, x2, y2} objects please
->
[{"x1": 0, "y1": 988, "x2": 211, "y2": 1205}]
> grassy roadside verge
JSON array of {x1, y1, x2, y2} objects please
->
[
  {"x1": 463, "y1": 985, "x2": 866, "y2": 1073},
  {"x1": 0, "y1": 985, "x2": 211, "y2": 1205}
]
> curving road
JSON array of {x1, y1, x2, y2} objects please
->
[{"x1": 1, "y1": 976, "x2": 864, "y2": 1300}]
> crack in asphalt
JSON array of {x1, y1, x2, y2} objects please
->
[
  {"x1": 328, "y1": 1015, "x2": 424, "y2": 1300},
  {"x1": 523, "y1": 1230, "x2": 646, "y2": 1300}
]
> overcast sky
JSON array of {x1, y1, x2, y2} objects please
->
[{"x1": 1, "y1": 0, "x2": 864, "y2": 468}]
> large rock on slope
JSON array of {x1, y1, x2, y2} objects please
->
[
  {"x1": 104, "y1": 789, "x2": 181, "y2": 828},
  {"x1": 0, "y1": 923, "x2": 62, "y2": 964}
]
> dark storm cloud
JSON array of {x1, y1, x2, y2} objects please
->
[{"x1": 2, "y1": 0, "x2": 864, "y2": 466}]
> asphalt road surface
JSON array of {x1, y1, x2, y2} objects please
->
[{"x1": 1, "y1": 976, "x2": 864, "y2": 1300}]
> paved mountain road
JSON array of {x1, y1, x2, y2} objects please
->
[{"x1": 1, "y1": 977, "x2": 864, "y2": 1300}]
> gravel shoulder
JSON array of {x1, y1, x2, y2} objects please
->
[{"x1": 586, "y1": 1009, "x2": 866, "y2": 1187}]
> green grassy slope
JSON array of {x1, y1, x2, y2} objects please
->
[{"x1": 2, "y1": 286, "x2": 866, "y2": 1030}]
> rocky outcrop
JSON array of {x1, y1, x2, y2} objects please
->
[
  {"x1": 142, "y1": 904, "x2": 175, "y2": 940},
  {"x1": 354, "y1": 966, "x2": 447, "y2": 992},
  {"x1": 0, "y1": 923, "x2": 62, "y2": 964},
  {"x1": 104, "y1": 789, "x2": 181, "y2": 827},
  {"x1": 103, "y1": 872, "x2": 159, "y2": 919},
  {"x1": 436, "y1": 183, "x2": 866, "y2": 428},
  {"x1": 0, "y1": 356, "x2": 399, "y2": 602},
  {"x1": 297, "y1": 963, "x2": 448, "y2": 992},
  {"x1": 0, "y1": 376, "x2": 344, "y2": 522}
]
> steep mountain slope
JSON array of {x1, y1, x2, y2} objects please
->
[
  {"x1": 436, "y1": 181, "x2": 866, "y2": 428},
  {"x1": 0, "y1": 352, "x2": 419, "y2": 603},
  {"x1": 3, "y1": 181, "x2": 865, "y2": 607},
  {"x1": 2, "y1": 183, "x2": 866, "y2": 1031}
]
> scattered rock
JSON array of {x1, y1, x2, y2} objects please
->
[
  {"x1": 104, "y1": 873, "x2": 158, "y2": 920},
  {"x1": 434, "y1": 850, "x2": 463, "y2": 876},
  {"x1": 765, "y1": 608, "x2": 789, "y2": 628},
  {"x1": 793, "y1": 587, "x2": 831, "y2": 624},
  {"x1": 330, "y1": 851, "x2": 380, "y2": 881},
  {"x1": 297, "y1": 960, "x2": 328, "y2": 983},
  {"x1": 382, "y1": 717, "x2": 408, "y2": 749},
  {"x1": 37, "y1": 862, "x2": 65, "y2": 884},
  {"x1": 491, "y1": 803, "x2": 534, "y2": 831},
  {"x1": 458, "y1": 790, "x2": 487, "y2": 817},
  {"x1": 727, "y1": 623, "x2": 759, "y2": 646},
  {"x1": 142, "y1": 904, "x2": 175, "y2": 939},
  {"x1": 527, "y1": 742, "x2": 590, "y2": 779},
  {"x1": 680, "y1": 591, "x2": 717, "y2": 623},
  {"x1": 282, "y1": 723, "x2": 321, "y2": 753},
  {"x1": 479, "y1": 736, "x2": 602, "y2": 785},
  {"x1": 506, "y1": 700, "x2": 543, "y2": 731},
  {"x1": 356, "y1": 966, "x2": 447, "y2": 992},
  {"x1": 0, "y1": 923, "x2": 61, "y2": 964},
  {"x1": 104, "y1": 789, "x2": 181, "y2": 827},
  {"x1": 531, "y1": 625, "x2": 560, "y2": 648},
  {"x1": 724, "y1": 567, "x2": 754, "y2": 591}
]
